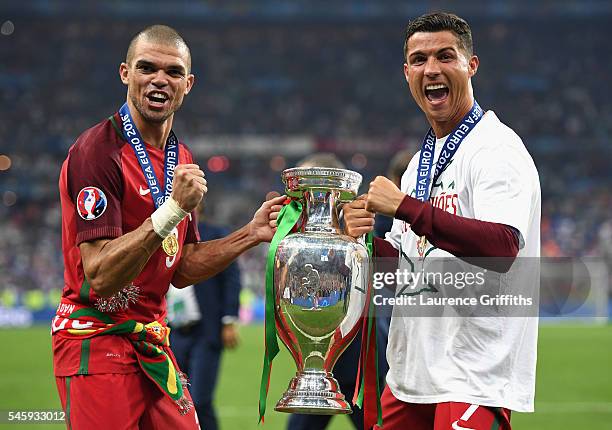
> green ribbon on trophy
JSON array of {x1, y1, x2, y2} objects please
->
[
  {"x1": 259, "y1": 198, "x2": 303, "y2": 422},
  {"x1": 353, "y1": 231, "x2": 383, "y2": 428}
]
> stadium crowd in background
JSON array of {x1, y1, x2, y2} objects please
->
[{"x1": 0, "y1": 13, "x2": 611, "y2": 308}]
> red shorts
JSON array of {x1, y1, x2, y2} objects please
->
[
  {"x1": 374, "y1": 385, "x2": 511, "y2": 430},
  {"x1": 55, "y1": 372, "x2": 200, "y2": 430}
]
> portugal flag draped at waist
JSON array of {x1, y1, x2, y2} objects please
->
[{"x1": 52, "y1": 301, "x2": 192, "y2": 415}]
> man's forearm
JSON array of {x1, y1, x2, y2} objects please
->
[
  {"x1": 395, "y1": 195, "x2": 519, "y2": 258},
  {"x1": 172, "y1": 223, "x2": 258, "y2": 288},
  {"x1": 80, "y1": 218, "x2": 163, "y2": 298}
]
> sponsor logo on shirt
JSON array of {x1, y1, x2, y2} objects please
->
[
  {"x1": 452, "y1": 404, "x2": 479, "y2": 430},
  {"x1": 76, "y1": 186, "x2": 107, "y2": 220},
  {"x1": 139, "y1": 185, "x2": 151, "y2": 196},
  {"x1": 452, "y1": 421, "x2": 475, "y2": 430}
]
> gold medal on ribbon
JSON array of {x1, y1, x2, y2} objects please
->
[
  {"x1": 417, "y1": 235, "x2": 427, "y2": 259},
  {"x1": 162, "y1": 234, "x2": 179, "y2": 257}
]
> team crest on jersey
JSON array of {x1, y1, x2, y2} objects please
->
[{"x1": 76, "y1": 186, "x2": 107, "y2": 220}]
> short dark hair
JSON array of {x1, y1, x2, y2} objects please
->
[
  {"x1": 403, "y1": 12, "x2": 473, "y2": 61},
  {"x1": 126, "y1": 24, "x2": 191, "y2": 72}
]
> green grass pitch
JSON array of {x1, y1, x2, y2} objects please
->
[{"x1": 0, "y1": 324, "x2": 611, "y2": 429}]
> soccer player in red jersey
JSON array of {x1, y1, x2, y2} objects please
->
[{"x1": 53, "y1": 25, "x2": 285, "y2": 429}]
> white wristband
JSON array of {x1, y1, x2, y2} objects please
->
[{"x1": 151, "y1": 197, "x2": 189, "y2": 239}]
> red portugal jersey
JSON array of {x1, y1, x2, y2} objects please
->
[{"x1": 53, "y1": 113, "x2": 200, "y2": 376}]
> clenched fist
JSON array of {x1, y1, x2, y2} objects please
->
[
  {"x1": 365, "y1": 176, "x2": 405, "y2": 217},
  {"x1": 170, "y1": 164, "x2": 207, "y2": 213}
]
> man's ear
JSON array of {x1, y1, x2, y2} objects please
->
[
  {"x1": 119, "y1": 63, "x2": 129, "y2": 85},
  {"x1": 184, "y1": 74, "x2": 195, "y2": 95},
  {"x1": 468, "y1": 55, "x2": 479, "y2": 78},
  {"x1": 403, "y1": 63, "x2": 410, "y2": 84}
]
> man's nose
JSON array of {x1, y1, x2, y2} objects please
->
[
  {"x1": 424, "y1": 57, "x2": 441, "y2": 77},
  {"x1": 151, "y1": 70, "x2": 169, "y2": 86}
]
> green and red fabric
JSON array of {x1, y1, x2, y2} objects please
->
[
  {"x1": 53, "y1": 305, "x2": 191, "y2": 414},
  {"x1": 353, "y1": 232, "x2": 383, "y2": 429},
  {"x1": 258, "y1": 198, "x2": 303, "y2": 423}
]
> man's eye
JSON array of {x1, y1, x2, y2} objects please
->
[
  {"x1": 411, "y1": 57, "x2": 425, "y2": 65},
  {"x1": 139, "y1": 65, "x2": 154, "y2": 73},
  {"x1": 168, "y1": 70, "x2": 184, "y2": 77}
]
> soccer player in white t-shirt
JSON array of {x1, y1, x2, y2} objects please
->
[{"x1": 343, "y1": 12, "x2": 541, "y2": 430}]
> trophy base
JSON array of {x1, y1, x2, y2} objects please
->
[{"x1": 275, "y1": 370, "x2": 352, "y2": 415}]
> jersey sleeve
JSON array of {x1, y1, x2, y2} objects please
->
[
  {"x1": 67, "y1": 133, "x2": 124, "y2": 245},
  {"x1": 395, "y1": 196, "x2": 519, "y2": 260},
  {"x1": 470, "y1": 145, "x2": 538, "y2": 248}
]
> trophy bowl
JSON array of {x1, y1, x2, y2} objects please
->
[{"x1": 273, "y1": 167, "x2": 369, "y2": 414}]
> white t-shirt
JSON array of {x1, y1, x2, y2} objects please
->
[{"x1": 384, "y1": 111, "x2": 541, "y2": 412}]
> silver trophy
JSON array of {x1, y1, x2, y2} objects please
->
[{"x1": 273, "y1": 167, "x2": 369, "y2": 414}]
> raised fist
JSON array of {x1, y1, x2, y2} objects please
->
[
  {"x1": 365, "y1": 175, "x2": 405, "y2": 217},
  {"x1": 170, "y1": 164, "x2": 207, "y2": 213}
]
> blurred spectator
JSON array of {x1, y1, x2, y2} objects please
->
[
  {"x1": 169, "y1": 208, "x2": 242, "y2": 430},
  {"x1": 1, "y1": 13, "x2": 611, "y2": 305}
]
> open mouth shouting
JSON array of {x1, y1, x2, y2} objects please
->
[
  {"x1": 424, "y1": 83, "x2": 449, "y2": 105},
  {"x1": 146, "y1": 91, "x2": 169, "y2": 109}
]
